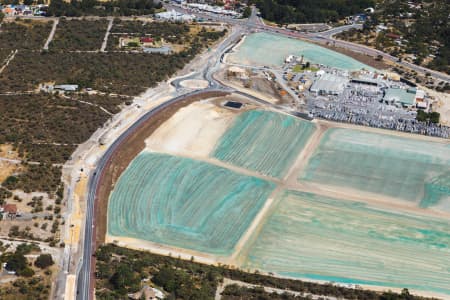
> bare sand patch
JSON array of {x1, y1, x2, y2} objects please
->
[
  {"x1": 145, "y1": 101, "x2": 236, "y2": 157},
  {"x1": 105, "y1": 234, "x2": 233, "y2": 265},
  {"x1": 0, "y1": 144, "x2": 20, "y2": 159},
  {"x1": 179, "y1": 79, "x2": 209, "y2": 89},
  {"x1": 427, "y1": 88, "x2": 450, "y2": 126},
  {"x1": 0, "y1": 161, "x2": 19, "y2": 182}
]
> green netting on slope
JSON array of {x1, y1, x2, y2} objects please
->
[
  {"x1": 108, "y1": 152, "x2": 275, "y2": 256},
  {"x1": 243, "y1": 190, "x2": 450, "y2": 295},
  {"x1": 299, "y1": 128, "x2": 450, "y2": 208},
  {"x1": 213, "y1": 110, "x2": 316, "y2": 178}
]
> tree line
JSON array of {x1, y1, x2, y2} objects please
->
[
  {"x1": 253, "y1": 0, "x2": 374, "y2": 24},
  {"x1": 95, "y1": 244, "x2": 436, "y2": 300},
  {"x1": 47, "y1": 0, "x2": 162, "y2": 17}
]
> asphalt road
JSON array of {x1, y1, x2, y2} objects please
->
[
  {"x1": 167, "y1": 4, "x2": 450, "y2": 83},
  {"x1": 73, "y1": 11, "x2": 365, "y2": 300},
  {"x1": 75, "y1": 7, "x2": 449, "y2": 300},
  {"x1": 75, "y1": 88, "x2": 222, "y2": 300},
  {"x1": 76, "y1": 22, "x2": 247, "y2": 299}
]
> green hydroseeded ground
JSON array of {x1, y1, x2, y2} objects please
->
[
  {"x1": 298, "y1": 128, "x2": 450, "y2": 210},
  {"x1": 108, "y1": 152, "x2": 275, "y2": 256},
  {"x1": 213, "y1": 110, "x2": 316, "y2": 178},
  {"x1": 228, "y1": 32, "x2": 373, "y2": 71},
  {"x1": 243, "y1": 190, "x2": 450, "y2": 295}
]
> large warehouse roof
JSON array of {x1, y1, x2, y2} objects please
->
[
  {"x1": 310, "y1": 73, "x2": 349, "y2": 95},
  {"x1": 383, "y1": 88, "x2": 416, "y2": 107}
]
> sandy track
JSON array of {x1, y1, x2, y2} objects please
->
[
  {"x1": 288, "y1": 181, "x2": 450, "y2": 220},
  {"x1": 284, "y1": 122, "x2": 328, "y2": 184},
  {"x1": 105, "y1": 234, "x2": 226, "y2": 265}
]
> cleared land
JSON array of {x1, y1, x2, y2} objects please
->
[
  {"x1": 298, "y1": 128, "x2": 450, "y2": 212},
  {"x1": 102, "y1": 102, "x2": 450, "y2": 297},
  {"x1": 95, "y1": 91, "x2": 230, "y2": 244},
  {"x1": 213, "y1": 110, "x2": 316, "y2": 178},
  {"x1": 227, "y1": 32, "x2": 372, "y2": 71},
  {"x1": 108, "y1": 20, "x2": 191, "y2": 51},
  {"x1": 107, "y1": 152, "x2": 275, "y2": 256},
  {"x1": 145, "y1": 101, "x2": 236, "y2": 157},
  {"x1": 241, "y1": 190, "x2": 450, "y2": 297}
]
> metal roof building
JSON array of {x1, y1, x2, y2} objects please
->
[
  {"x1": 310, "y1": 73, "x2": 349, "y2": 95},
  {"x1": 383, "y1": 88, "x2": 416, "y2": 107}
]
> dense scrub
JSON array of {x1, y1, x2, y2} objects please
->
[
  {"x1": 254, "y1": 0, "x2": 374, "y2": 23},
  {"x1": 0, "y1": 93, "x2": 112, "y2": 160},
  {"x1": 3, "y1": 164, "x2": 62, "y2": 193},
  {"x1": 96, "y1": 244, "x2": 435, "y2": 300},
  {"x1": 0, "y1": 51, "x2": 189, "y2": 94},
  {"x1": 0, "y1": 49, "x2": 13, "y2": 63},
  {"x1": 111, "y1": 20, "x2": 191, "y2": 43},
  {"x1": 49, "y1": 19, "x2": 109, "y2": 51},
  {"x1": 0, "y1": 244, "x2": 51, "y2": 300},
  {"x1": 0, "y1": 32, "x2": 223, "y2": 95},
  {"x1": 0, "y1": 19, "x2": 52, "y2": 50},
  {"x1": 0, "y1": 21, "x2": 224, "y2": 198},
  {"x1": 47, "y1": 0, "x2": 162, "y2": 17}
]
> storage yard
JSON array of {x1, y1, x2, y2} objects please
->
[
  {"x1": 105, "y1": 97, "x2": 450, "y2": 297},
  {"x1": 225, "y1": 32, "x2": 450, "y2": 139}
]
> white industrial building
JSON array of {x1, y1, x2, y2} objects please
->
[
  {"x1": 155, "y1": 10, "x2": 195, "y2": 22},
  {"x1": 310, "y1": 73, "x2": 349, "y2": 95}
]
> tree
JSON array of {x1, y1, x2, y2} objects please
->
[
  {"x1": 109, "y1": 264, "x2": 139, "y2": 292},
  {"x1": 243, "y1": 7, "x2": 252, "y2": 18},
  {"x1": 35, "y1": 254, "x2": 54, "y2": 269},
  {"x1": 429, "y1": 112, "x2": 440, "y2": 124},
  {"x1": 0, "y1": 12, "x2": 5, "y2": 23},
  {"x1": 4, "y1": 252, "x2": 27, "y2": 273},
  {"x1": 416, "y1": 109, "x2": 428, "y2": 122}
]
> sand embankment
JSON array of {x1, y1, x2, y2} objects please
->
[{"x1": 145, "y1": 101, "x2": 236, "y2": 157}]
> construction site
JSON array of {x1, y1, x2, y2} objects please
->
[
  {"x1": 224, "y1": 32, "x2": 450, "y2": 138},
  {"x1": 102, "y1": 91, "x2": 450, "y2": 298}
]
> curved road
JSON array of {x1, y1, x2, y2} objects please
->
[
  {"x1": 167, "y1": 4, "x2": 450, "y2": 83},
  {"x1": 75, "y1": 88, "x2": 224, "y2": 300},
  {"x1": 76, "y1": 23, "x2": 245, "y2": 300},
  {"x1": 75, "y1": 7, "x2": 449, "y2": 300}
]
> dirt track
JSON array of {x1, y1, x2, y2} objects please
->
[{"x1": 95, "y1": 91, "x2": 229, "y2": 246}]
